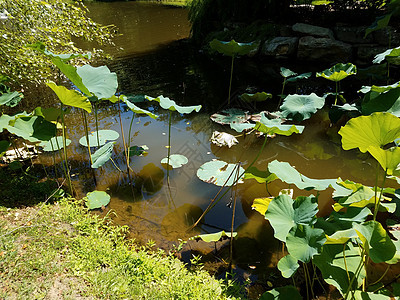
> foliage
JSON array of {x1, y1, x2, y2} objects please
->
[{"x1": 0, "y1": 0, "x2": 115, "y2": 83}]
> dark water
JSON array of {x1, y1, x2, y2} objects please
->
[{"x1": 37, "y1": 2, "x2": 387, "y2": 279}]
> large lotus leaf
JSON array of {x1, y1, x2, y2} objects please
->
[
  {"x1": 280, "y1": 93, "x2": 325, "y2": 121},
  {"x1": 331, "y1": 207, "x2": 372, "y2": 224},
  {"x1": 277, "y1": 255, "x2": 299, "y2": 278},
  {"x1": 329, "y1": 103, "x2": 361, "y2": 123},
  {"x1": 210, "y1": 108, "x2": 250, "y2": 125},
  {"x1": 244, "y1": 166, "x2": 278, "y2": 184},
  {"x1": 91, "y1": 142, "x2": 115, "y2": 169},
  {"x1": 252, "y1": 197, "x2": 274, "y2": 216},
  {"x1": 361, "y1": 88, "x2": 400, "y2": 116},
  {"x1": 33, "y1": 107, "x2": 67, "y2": 123},
  {"x1": 29, "y1": 42, "x2": 92, "y2": 61},
  {"x1": 86, "y1": 190, "x2": 111, "y2": 210},
  {"x1": 189, "y1": 231, "x2": 237, "y2": 242},
  {"x1": 387, "y1": 225, "x2": 400, "y2": 264},
  {"x1": 256, "y1": 122, "x2": 304, "y2": 136},
  {"x1": 121, "y1": 95, "x2": 158, "y2": 119},
  {"x1": 316, "y1": 63, "x2": 357, "y2": 82},
  {"x1": 353, "y1": 221, "x2": 396, "y2": 263},
  {"x1": 76, "y1": 65, "x2": 118, "y2": 100},
  {"x1": 368, "y1": 145, "x2": 400, "y2": 174},
  {"x1": 339, "y1": 112, "x2": 400, "y2": 153},
  {"x1": 259, "y1": 286, "x2": 302, "y2": 300},
  {"x1": 145, "y1": 95, "x2": 201, "y2": 114},
  {"x1": 365, "y1": 13, "x2": 393, "y2": 37},
  {"x1": 79, "y1": 130, "x2": 119, "y2": 147},
  {"x1": 0, "y1": 91, "x2": 23, "y2": 107},
  {"x1": 286, "y1": 225, "x2": 326, "y2": 262},
  {"x1": 360, "y1": 81, "x2": 400, "y2": 94},
  {"x1": 46, "y1": 82, "x2": 92, "y2": 113},
  {"x1": 337, "y1": 185, "x2": 376, "y2": 206},
  {"x1": 373, "y1": 46, "x2": 400, "y2": 64},
  {"x1": 0, "y1": 114, "x2": 13, "y2": 133},
  {"x1": 280, "y1": 67, "x2": 297, "y2": 78},
  {"x1": 230, "y1": 122, "x2": 255, "y2": 133},
  {"x1": 286, "y1": 72, "x2": 313, "y2": 83},
  {"x1": 209, "y1": 39, "x2": 258, "y2": 57},
  {"x1": 39, "y1": 136, "x2": 71, "y2": 152},
  {"x1": 240, "y1": 92, "x2": 272, "y2": 102},
  {"x1": 6, "y1": 116, "x2": 56, "y2": 142},
  {"x1": 313, "y1": 243, "x2": 365, "y2": 295},
  {"x1": 196, "y1": 160, "x2": 244, "y2": 186},
  {"x1": 161, "y1": 154, "x2": 188, "y2": 168},
  {"x1": 325, "y1": 228, "x2": 358, "y2": 244},
  {"x1": 353, "y1": 291, "x2": 391, "y2": 300}
]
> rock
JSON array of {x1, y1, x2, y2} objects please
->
[
  {"x1": 292, "y1": 23, "x2": 334, "y2": 39},
  {"x1": 334, "y1": 25, "x2": 374, "y2": 44},
  {"x1": 297, "y1": 36, "x2": 352, "y2": 63},
  {"x1": 356, "y1": 44, "x2": 388, "y2": 63},
  {"x1": 262, "y1": 37, "x2": 299, "y2": 57},
  {"x1": 373, "y1": 27, "x2": 400, "y2": 46}
]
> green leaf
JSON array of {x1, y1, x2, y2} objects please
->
[
  {"x1": 260, "y1": 286, "x2": 302, "y2": 300},
  {"x1": 361, "y1": 88, "x2": 400, "y2": 116},
  {"x1": 91, "y1": 142, "x2": 115, "y2": 169},
  {"x1": 161, "y1": 154, "x2": 188, "y2": 169},
  {"x1": 368, "y1": 145, "x2": 400, "y2": 174},
  {"x1": 325, "y1": 228, "x2": 358, "y2": 244},
  {"x1": 286, "y1": 225, "x2": 326, "y2": 262},
  {"x1": 209, "y1": 39, "x2": 258, "y2": 57},
  {"x1": 39, "y1": 136, "x2": 71, "y2": 152},
  {"x1": 252, "y1": 197, "x2": 274, "y2": 216},
  {"x1": 0, "y1": 140, "x2": 10, "y2": 158},
  {"x1": 280, "y1": 93, "x2": 325, "y2": 121},
  {"x1": 46, "y1": 81, "x2": 92, "y2": 113},
  {"x1": 6, "y1": 116, "x2": 56, "y2": 143},
  {"x1": 76, "y1": 65, "x2": 118, "y2": 99},
  {"x1": 197, "y1": 160, "x2": 244, "y2": 186},
  {"x1": 316, "y1": 63, "x2": 357, "y2": 82},
  {"x1": 210, "y1": 108, "x2": 250, "y2": 125},
  {"x1": 244, "y1": 166, "x2": 278, "y2": 184},
  {"x1": 353, "y1": 291, "x2": 391, "y2": 300},
  {"x1": 145, "y1": 95, "x2": 201, "y2": 114},
  {"x1": 85, "y1": 190, "x2": 111, "y2": 209},
  {"x1": 280, "y1": 67, "x2": 297, "y2": 78},
  {"x1": 353, "y1": 221, "x2": 396, "y2": 263},
  {"x1": 312, "y1": 0, "x2": 334, "y2": 5},
  {"x1": 189, "y1": 230, "x2": 237, "y2": 242},
  {"x1": 129, "y1": 145, "x2": 148, "y2": 157},
  {"x1": 359, "y1": 81, "x2": 400, "y2": 94},
  {"x1": 365, "y1": 13, "x2": 393, "y2": 37},
  {"x1": 0, "y1": 114, "x2": 13, "y2": 133},
  {"x1": 230, "y1": 122, "x2": 255, "y2": 133},
  {"x1": 286, "y1": 72, "x2": 313, "y2": 83},
  {"x1": 373, "y1": 46, "x2": 400, "y2": 64},
  {"x1": 0, "y1": 91, "x2": 23, "y2": 107},
  {"x1": 240, "y1": 92, "x2": 272, "y2": 102},
  {"x1": 121, "y1": 95, "x2": 158, "y2": 119},
  {"x1": 277, "y1": 255, "x2": 299, "y2": 278},
  {"x1": 79, "y1": 130, "x2": 119, "y2": 147},
  {"x1": 256, "y1": 112, "x2": 304, "y2": 136},
  {"x1": 9, "y1": 161, "x2": 23, "y2": 170}
]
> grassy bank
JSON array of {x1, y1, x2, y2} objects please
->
[
  {"x1": 136, "y1": 0, "x2": 189, "y2": 7},
  {"x1": 0, "y1": 197, "x2": 245, "y2": 299}
]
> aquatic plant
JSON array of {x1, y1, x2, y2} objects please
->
[{"x1": 85, "y1": 190, "x2": 111, "y2": 210}]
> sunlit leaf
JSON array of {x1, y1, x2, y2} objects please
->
[
  {"x1": 252, "y1": 197, "x2": 274, "y2": 216},
  {"x1": 79, "y1": 129, "x2": 119, "y2": 147},
  {"x1": 85, "y1": 190, "x2": 110, "y2": 209},
  {"x1": 280, "y1": 93, "x2": 325, "y2": 121},
  {"x1": 209, "y1": 39, "x2": 258, "y2": 57},
  {"x1": 244, "y1": 166, "x2": 278, "y2": 184},
  {"x1": 197, "y1": 160, "x2": 244, "y2": 186},
  {"x1": 280, "y1": 67, "x2": 297, "y2": 78},
  {"x1": 161, "y1": 154, "x2": 188, "y2": 168},
  {"x1": 0, "y1": 91, "x2": 23, "y2": 107},
  {"x1": 145, "y1": 95, "x2": 201, "y2": 114},
  {"x1": 325, "y1": 228, "x2": 358, "y2": 244},
  {"x1": 373, "y1": 46, "x2": 400, "y2": 64},
  {"x1": 39, "y1": 136, "x2": 71, "y2": 152},
  {"x1": 121, "y1": 95, "x2": 158, "y2": 119},
  {"x1": 316, "y1": 63, "x2": 357, "y2": 82},
  {"x1": 76, "y1": 65, "x2": 118, "y2": 99},
  {"x1": 189, "y1": 230, "x2": 237, "y2": 242},
  {"x1": 46, "y1": 81, "x2": 92, "y2": 113},
  {"x1": 6, "y1": 116, "x2": 56, "y2": 143},
  {"x1": 256, "y1": 112, "x2": 304, "y2": 136},
  {"x1": 210, "y1": 108, "x2": 250, "y2": 125},
  {"x1": 277, "y1": 255, "x2": 299, "y2": 278},
  {"x1": 91, "y1": 142, "x2": 115, "y2": 168}
]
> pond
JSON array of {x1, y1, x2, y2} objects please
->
[{"x1": 36, "y1": 1, "x2": 382, "y2": 279}]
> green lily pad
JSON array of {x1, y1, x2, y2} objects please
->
[
  {"x1": 209, "y1": 39, "x2": 258, "y2": 57},
  {"x1": 211, "y1": 108, "x2": 250, "y2": 125},
  {"x1": 145, "y1": 95, "x2": 201, "y2": 114},
  {"x1": 161, "y1": 154, "x2": 188, "y2": 169},
  {"x1": 47, "y1": 82, "x2": 92, "y2": 113},
  {"x1": 230, "y1": 122, "x2": 255, "y2": 133},
  {"x1": 280, "y1": 93, "x2": 325, "y2": 121},
  {"x1": 325, "y1": 228, "x2": 358, "y2": 244},
  {"x1": 239, "y1": 92, "x2": 272, "y2": 102},
  {"x1": 91, "y1": 142, "x2": 115, "y2": 169},
  {"x1": 189, "y1": 230, "x2": 237, "y2": 242},
  {"x1": 316, "y1": 63, "x2": 357, "y2": 82},
  {"x1": 79, "y1": 129, "x2": 119, "y2": 147},
  {"x1": 76, "y1": 65, "x2": 118, "y2": 100},
  {"x1": 121, "y1": 95, "x2": 158, "y2": 119},
  {"x1": 129, "y1": 145, "x2": 148, "y2": 157},
  {"x1": 277, "y1": 255, "x2": 299, "y2": 278},
  {"x1": 85, "y1": 190, "x2": 111, "y2": 210},
  {"x1": 260, "y1": 286, "x2": 302, "y2": 300},
  {"x1": 373, "y1": 46, "x2": 400, "y2": 64},
  {"x1": 0, "y1": 91, "x2": 23, "y2": 107},
  {"x1": 197, "y1": 160, "x2": 245, "y2": 186},
  {"x1": 39, "y1": 136, "x2": 71, "y2": 152},
  {"x1": 6, "y1": 116, "x2": 56, "y2": 143},
  {"x1": 256, "y1": 112, "x2": 304, "y2": 136}
]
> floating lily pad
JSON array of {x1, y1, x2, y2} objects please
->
[
  {"x1": 121, "y1": 95, "x2": 158, "y2": 119},
  {"x1": 197, "y1": 160, "x2": 244, "y2": 186},
  {"x1": 256, "y1": 112, "x2": 304, "y2": 136},
  {"x1": 316, "y1": 63, "x2": 357, "y2": 82},
  {"x1": 129, "y1": 145, "x2": 148, "y2": 157},
  {"x1": 210, "y1": 108, "x2": 250, "y2": 125},
  {"x1": 146, "y1": 95, "x2": 201, "y2": 114},
  {"x1": 244, "y1": 166, "x2": 277, "y2": 184},
  {"x1": 280, "y1": 93, "x2": 325, "y2": 121},
  {"x1": 239, "y1": 92, "x2": 272, "y2": 102},
  {"x1": 39, "y1": 136, "x2": 71, "y2": 152},
  {"x1": 161, "y1": 154, "x2": 188, "y2": 169},
  {"x1": 79, "y1": 129, "x2": 119, "y2": 147},
  {"x1": 85, "y1": 190, "x2": 111, "y2": 210},
  {"x1": 91, "y1": 142, "x2": 115, "y2": 169},
  {"x1": 189, "y1": 230, "x2": 237, "y2": 242},
  {"x1": 230, "y1": 122, "x2": 255, "y2": 133},
  {"x1": 209, "y1": 39, "x2": 258, "y2": 57}
]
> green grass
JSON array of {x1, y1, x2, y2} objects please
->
[
  {"x1": 136, "y1": 0, "x2": 190, "y2": 7},
  {"x1": 0, "y1": 198, "x2": 245, "y2": 299}
]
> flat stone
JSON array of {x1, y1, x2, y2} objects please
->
[
  {"x1": 297, "y1": 36, "x2": 352, "y2": 63},
  {"x1": 334, "y1": 25, "x2": 374, "y2": 44},
  {"x1": 292, "y1": 23, "x2": 334, "y2": 39},
  {"x1": 262, "y1": 37, "x2": 299, "y2": 57}
]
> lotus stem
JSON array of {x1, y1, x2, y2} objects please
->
[
  {"x1": 228, "y1": 55, "x2": 235, "y2": 105},
  {"x1": 117, "y1": 97, "x2": 130, "y2": 177},
  {"x1": 335, "y1": 81, "x2": 338, "y2": 105},
  {"x1": 49, "y1": 139, "x2": 58, "y2": 178},
  {"x1": 278, "y1": 78, "x2": 286, "y2": 109},
  {"x1": 60, "y1": 103, "x2": 73, "y2": 195},
  {"x1": 373, "y1": 168, "x2": 387, "y2": 221},
  {"x1": 94, "y1": 102, "x2": 100, "y2": 147},
  {"x1": 344, "y1": 248, "x2": 366, "y2": 300},
  {"x1": 229, "y1": 163, "x2": 240, "y2": 264},
  {"x1": 127, "y1": 112, "x2": 135, "y2": 164},
  {"x1": 167, "y1": 111, "x2": 172, "y2": 185},
  {"x1": 82, "y1": 110, "x2": 93, "y2": 166}
]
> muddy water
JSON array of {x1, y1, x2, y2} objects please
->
[{"x1": 40, "y1": 2, "x2": 391, "y2": 277}]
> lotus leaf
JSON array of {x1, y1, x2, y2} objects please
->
[
  {"x1": 75, "y1": 65, "x2": 118, "y2": 100},
  {"x1": 286, "y1": 225, "x2": 326, "y2": 262},
  {"x1": 244, "y1": 166, "x2": 277, "y2": 184},
  {"x1": 353, "y1": 291, "x2": 391, "y2": 300},
  {"x1": 33, "y1": 107, "x2": 66, "y2": 123},
  {"x1": 365, "y1": 13, "x2": 393, "y2": 37},
  {"x1": 189, "y1": 230, "x2": 237, "y2": 242},
  {"x1": 210, "y1": 108, "x2": 250, "y2": 125},
  {"x1": 331, "y1": 207, "x2": 372, "y2": 224},
  {"x1": 197, "y1": 160, "x2": 244, "y2": 186},
  {"x1": 129, "y1": 145, "x2": 148, "y2": 157},
  {"x1": 161, "y1": 154, "x2": 188, "y2": 168},
  {"x1": 46, "y1": 82, "x2": 92, "y2": 113},
  {"x1": 325, "y1": 228, "x2": 358, "y2": 244},
  {"x1": 0, "y1": 91, "x2": 23, "y2": 107},
  {"x1": 256, "y1": 112, "x2": 304, "y2": 136},
  {"x1": 277, "y1": 255, "x2": 299, "y2": 278},
  {"x1": 280, "y1": 67, "x2": 297, "y2": 78},
  {"x1": 6, "y1": 116, "x2": 56, "y2": 143},
  {"x1": 0, "y1": 114, "x2": 13, "y2": 133},
  {"x1": 373, "y1": 46, "x2": 400, "y2": 64},
  {"x1": 39, "y1": 136, "x2": 71, "y2": 152},
  {"x1": 210, "y1": 131, "x2": 238, "y2": 148},
  {"x1": 329, "y1": 103, "x2": 361, "y2": 123},
  {"x1": 145, "y1": 95, "x2": 201, "y2": 114},
  {"x1": 280, "y1": 93, "x2": 325, "y2": 121},
  {"x1": 79, "y1": 129, "x2": 119, "y2": 147},
  {"x1": 359, "y1": 81, "x2": 400, "y2": 94},
  {"x1": 361, "y1": 88, "x2": 400, "y2": 117},
  {"x1": 286, "y1": 72, "x2": 313, "y2": 83},
  {"x1": 86, "y1": 190, "x2": 111, "y2": 210},
  {"x1": 252, "y1": 197, "x2": 274, "y2": 216},
  {"x1": 91, "y1": 142, "x2": 115, "y2": 168},
  {"x1": 230, "y1": 122, "x2": 255, "y2": 133},
  {"x1": 0, "y1": 140, "x2": 10, "y2": 158},
  {"x1": 259, "y1": 285, "x2": 302, "y2": 300},
  {"x1": 29, "y1": 42, "x2": 91, "y2": 61},
  {"x1": 239, "y1": 92, "x2": 272, "y2": 102},
  {"x1": 209, "y1": 39, "x2": 257, "y2": 57},
  {"x1": 312, "y1": 0, "x2": 334, "y2": 4},
  {"x1": 316, "y1": 63, "x2": 357, "y2": 82},
  {"x1": 121, "y1": 95, "x2": 158, "y2": 119},
  {"x1": 368, "y1": 145, "x2": 400, "y2": 174}
]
